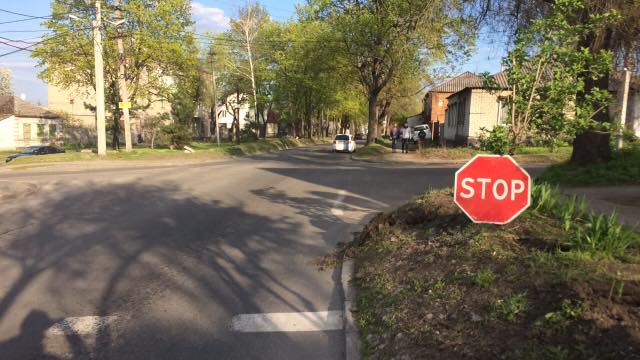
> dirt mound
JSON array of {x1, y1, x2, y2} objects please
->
[{"x1": 348, "y1": 190, "x2": 640, "y2": 359}]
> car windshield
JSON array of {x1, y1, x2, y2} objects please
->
[
  {"x1": 335, "y1": 135, "x2": 350, "y2": 141},
  {"x1": 20, "y1": 147, "x2": 42, "y2": 154}
]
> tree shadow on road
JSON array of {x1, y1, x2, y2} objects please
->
[{"x1": 0, "y1": 181, "x2": 343, "y2": 359}]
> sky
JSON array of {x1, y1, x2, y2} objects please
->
[{"x1": 0, "y1": 0, "x2": 503, "y2": 106}]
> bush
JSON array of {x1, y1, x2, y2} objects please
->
[
  {"x1": 161, "y1": 123, "x2": 191, "y2": 148},
  {"x1": 479, "y1": 126, "x2": 511, "y2": 155}
]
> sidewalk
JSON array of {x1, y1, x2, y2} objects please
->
[{"x1": 563, "y1": 186, "x2": 640, "y2": 229}]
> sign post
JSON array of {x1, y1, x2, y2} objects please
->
[{"x1": 454, "y1": 155, "x2": 532, "y2": 224}]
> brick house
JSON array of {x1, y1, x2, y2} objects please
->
[
  {"x1": 423, "y1": 72, "x2": 486, "y2": 140},
  {"x1": 443, "y1": 71, "x2": 510, "y2": 146}
]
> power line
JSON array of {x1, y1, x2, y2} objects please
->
[
  {"x1": 0, "y1": 8, "x2": 51, "y2": 20},
  {"x1": 0, "y1": 17, "x2": 47, "y2": 25}
]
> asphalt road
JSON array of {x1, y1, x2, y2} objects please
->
[{"x1": 0, "y1": 144, "x2": 544, "y2": 359}]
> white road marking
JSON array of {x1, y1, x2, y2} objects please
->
[
  {"x1": 230, "y1": 311, "x2": 344, "y2": 332},
  {"x1": 330, "y1": 190, "x2": 347, "y2": 216},
  {"x1": 46, "y1": 316, "x2": 117, "y2": 336}
]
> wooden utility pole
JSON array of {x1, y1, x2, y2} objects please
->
[
  {"x1": 93, "y1": 0, "x2": 106, "y2": 155},
  {"x1": 617, "y1": 68, "x2": 631, "y2": 150},
  {"x1": 114, "y1": 0, "x2": 132, "y2": 151},
  {"x1": 210, "y1": 50, "x2": 220, "y2": 146}
]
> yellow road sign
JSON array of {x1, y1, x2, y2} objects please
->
[{"x1": 118, "y1": 101, "x2": 132, "y2": 109}]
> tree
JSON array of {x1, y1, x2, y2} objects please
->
[
  {"x1": 315, "y1": 0, "x2": 475, "y2": 144},
  {"x1": 0, "y1": 67, "x2": 11, "y2": 97},
  {"x1": 484, "y1": 0, "x2": 617, "y2": 156},
  {"x1": 227, "y1": 3, "x2": 271, "y2": 138},
  {"x1": 32, "y1": 0, "x2": 198, "y2": 148}
]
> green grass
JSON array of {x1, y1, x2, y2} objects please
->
[
  {"x1": 538, "y1": 144, "x2": 640, "y2": 185},
  {"x1": 514, "y1": 146, "x2": 572, "y2": 155},
  {"x1": 4, "y1": 138, "x2": 328, "y2": 166},
  {"x1": 352, "y1": 143, "x2": 389, "y2": 159}
]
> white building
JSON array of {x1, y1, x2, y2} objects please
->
[{"x1": 0, "y1": 96, "x2": 63, "y2": 150}]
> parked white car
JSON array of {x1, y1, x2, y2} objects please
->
[
  {"x1": 413, "y1": 124, "x2": 432, "y2": 142},
  {"x1": 332, "y1": 134, "x2": 356, "y2": 153}
]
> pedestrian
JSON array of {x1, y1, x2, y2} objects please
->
[
  {"x1": 401, "y1": 123, "x2": 412, "y2": 153},
  {"x1": 390, "y1": 124, "x2": 399, "y2": 152}
]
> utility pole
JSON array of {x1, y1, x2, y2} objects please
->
[
  {"x1": 209, "y1": 49, "x2": 220, "y2": 146},
  {"x1": 114, "y1": 0, "x2": 132, "y2": 151},
  {"x1": 93, "y1": 0, "x2": 107, "y2": 156},
  {"x1": 617, "y1": 68, "x2": 631, "y2": 150}
]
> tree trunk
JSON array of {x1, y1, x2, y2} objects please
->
[
  {"x1": 366, "y1": 92, "x2": 379, "y2": 145},
  {"x1": 570, "y1": 130, "x2": 612, "y2": 166}
]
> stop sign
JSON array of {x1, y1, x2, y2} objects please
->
[{"x1": 454, "y1": 155, "x2": 531, "y2": 224}]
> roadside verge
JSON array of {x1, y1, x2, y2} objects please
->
[{"x1": 328, "y1": 185, "x2": 640, "y2": 359}]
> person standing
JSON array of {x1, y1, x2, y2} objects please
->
[
  {"x1": 390, "y1": 124, "x2": 399, "y2": 152},
  {"x1": 401, "y1": 123, "x2": 412, "y2": 153}
]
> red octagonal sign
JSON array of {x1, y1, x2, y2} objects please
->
[{"x1": 454, "y1": 155, "x2": 532, "y2": 224}]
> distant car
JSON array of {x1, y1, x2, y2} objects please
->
[
  {"x1": 5, "y1": 145, "x2": 65, "y2": 163},
  {"x1": 332, "y1": 134, "x2": 356, "y2": 153},
  {"x1": 413, "y1": 124, "x2": 432, "y2": 143},
  {"x1": 354, "y1": 133, "x2": 364, "y2": 140}
]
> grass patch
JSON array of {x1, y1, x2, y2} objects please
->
[
  {"x1": 419, "y1": 147, "x2": 478, "y2": 160},
  {"x1": 4, "y1": 138, "x2": 327, "y2": 166},
  {"x1": 538, "y1": 144, "x2": 640, "y2": 185},
  {"x1": 334, "y1": 185, "x2": 640, "y2": 359},
  {"x1": 352, "y1": 143, "x2": 389, "y2": 159}
]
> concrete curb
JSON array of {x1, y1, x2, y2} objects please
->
[{"x1": 341, "y1": 259, "x2": 360, "y2": 360}]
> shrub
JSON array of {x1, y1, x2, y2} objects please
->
[
  {"x1": 161, "y1": 123, "x2": 191, "y2": 148},
  {"x1": 479, "y1": 125, "x2": 511, "y2": 155}
]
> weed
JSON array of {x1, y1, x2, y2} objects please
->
[
  {"x1": 493, "y1": 292, "x2": 529, "y2": 322},
  {"x1": 535, "y1": 299, "x2": 584, "y2": 328},
  {"x1": 572, "y1": 212, "x2": 639, "y2": 257},
  {"x1": 474, "y1": 269, "x2": 496, "y2": 288},
  {"x1": 608, "y1": 278, "x2": 625, "y2": 301}
]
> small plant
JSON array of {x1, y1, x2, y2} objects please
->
[
  {"x1": 493, "y1": 292, "x2": 529, "y2": 322},
  {"x1": 474, "y1": 269, "x2": 496, "y2": 288},
  {"x1": 572, "y1": 212, "x2": 638, "y2": 257},
  {"x1": 479, "y1": 125, "x2": 511, "y2": 155},
  {"x1": 535, "y1": 299, "x2": 584, "y2": 328}
]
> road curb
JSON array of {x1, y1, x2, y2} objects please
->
[{"x1": 341, "y1": 259, "x2": 360, "y2": 360}]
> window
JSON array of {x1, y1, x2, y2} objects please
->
[
  {"x1": 37, "y1": 124, "x2": 46, "y2": 139},
  {"x1": 23, "y1": 123, "x2": 31, "y2": 141},
  {"x1": 49, "y1": 124, "x2": 58, "y2": 138}
]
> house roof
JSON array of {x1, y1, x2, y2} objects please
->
[
  {"x1": 0, "y1": 96, "x2": 60, "y2": 119},
  {"x1": 429, "y1": 71, "x2": 484, "y2": 93},
  {"x1": 428, "y1": 71, "x2": 510, "y2": 95}
]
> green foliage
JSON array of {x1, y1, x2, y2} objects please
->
[
  {"x1": 479, "y1": 126, "x2": 511, "y2": 155},
  {"x1": 572, "y1": 212, "x2": 638, "y2": 257},
  {"x1": 531, "y1": 182, "x2": 639, "y2": 258},
  {"x1": 486, "y1": 0, "x2": 619, "y2": 149},
  {"x1": 313, "y1": 0, "x2": 475, "y2": 143},
  {"x1": 32, "y1": 0, "x2": 198, "y2": 114},
  {"x1": 161, "y1": 123, "x2": 191, "y2": 147},
  {"x1": 538, "y1": 144, "x2": 640, "y2": 185},
  {"x1": 493, "y1": 292, "x2": 529, "y2": 322}
]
